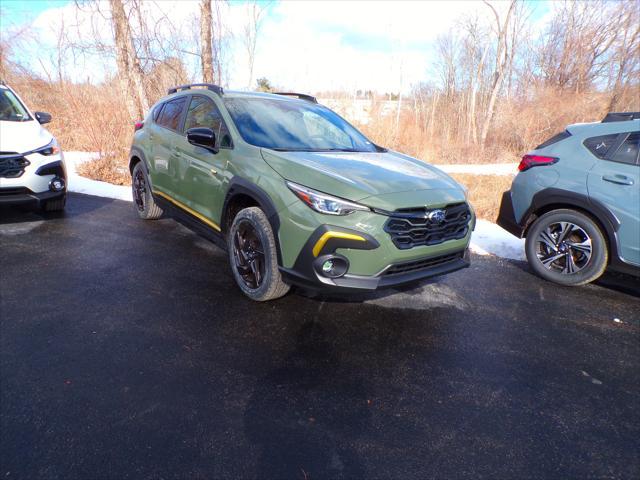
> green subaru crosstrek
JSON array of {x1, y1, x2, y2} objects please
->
[{"x1": 129, "y1": 84, "x2": 474, "y2": 301}]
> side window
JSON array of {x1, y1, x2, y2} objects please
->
[
  {"x1": 583, "y1": 134, "x2": 619, "y2": 159},
  {"x1": 157, "y1": 97, "x2": 187, "y2": 132},
  {"x1": 152, "y1": 103, "x2": 164, "y2": 122},
  {"x1": 184, "y1": 96, "x2": 233, "y2": 149},
  {"x1": 609, "y1": 132, "x2": 639, "y2": 165}
]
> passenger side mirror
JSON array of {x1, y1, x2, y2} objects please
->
[
  {"x1": 35, "y1": 111, "x2": 52, "y2": 124},
  {"x1": 186, "y1": 127, "x2": 218, "y2": 154}
]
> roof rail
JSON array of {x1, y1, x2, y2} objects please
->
[
  {"x1": 274, "y1": 92, "x2": 318, "y2": 103},
  {"x1": 168, "y1": 83, "x2": 224, "y2": 96},
  {"x1": 602, "y1": 112, "x2": 640, "y2": 123}
]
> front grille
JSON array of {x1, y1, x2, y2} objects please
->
[
  {"x1": 0, "y1": 152, "x2": 30, "y2": 178},
  {"x1": 0, "y1": 187, "x2": 31, "y2": 196},
  {"x1": 384, "y1": 203, "x2": 471, "y2": 249},
  {"x1": 383, "y1": 251, "x2": 464, "y2": 276}
]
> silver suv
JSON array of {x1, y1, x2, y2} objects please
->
[{"x1": 0, "y1": 82, "x2": 66, "y2": 211}]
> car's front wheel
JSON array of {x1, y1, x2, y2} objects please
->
[
  {"x1": 525, "y1": 209, "x2": 608, "y2": 286},
  {"x1": 228, "y1": 207, "x2": 290, "y2": 301}
]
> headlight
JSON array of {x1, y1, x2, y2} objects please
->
[
  {"x1": 36, "y1": 139, "x2": 60, "y2": 156},
  {"x1": 287, "y1": 181, "x2": 370, "y2": 216}
]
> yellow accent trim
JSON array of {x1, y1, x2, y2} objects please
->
[
  {"x1": 312, "y1": 231, "x2": 366, "y2": 257},
  {"x1": 153, "y1": 189, "x2": 221, "y2": 231}
]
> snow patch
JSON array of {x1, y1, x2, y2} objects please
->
[
  {"x1": 471, "y1": 219, "x2": 525, "y2": 261},
  {"x1": 433, "y1": 163, "x2": 518, "y2": 176},
  {"x1": 64, "y1": 151, "x2": 132, "y2": 202}
]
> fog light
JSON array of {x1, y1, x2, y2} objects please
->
[
  {"x1": 49, "y1": 177, "x2": 65, "y2": 192},
  {"x1": 322, "y1": 260, "x2": 334, "y2": 273},
  {"x1": 314, "y1": 254, "x2": 349, "y2": 278}
]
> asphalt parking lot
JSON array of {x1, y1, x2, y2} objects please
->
[{"x1": 1, "y1": 193, "x2": 639, "y2": 480}]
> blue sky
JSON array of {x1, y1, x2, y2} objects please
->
[
  {"x1": 1, "y1": 0, "x2": 67, "y2": 26},
  {"x1": 1, "y1": 0, "x2": 553, "y2": 92}
]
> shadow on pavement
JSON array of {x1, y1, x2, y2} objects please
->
[
  {"x1": 0, "y1": 193, "x2": 118, "y2": 223},
  {"x1": 504, "y1": 256, "x2": 640, "y2": 299}
]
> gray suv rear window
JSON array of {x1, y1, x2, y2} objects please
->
[{"x1": 535, "y1": 130, "x2": 571, "y2": 149}]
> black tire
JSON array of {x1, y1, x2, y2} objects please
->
[
  {"x1": 525, "y1": 209, "x2": 608, "y2": 286},
  {"x1": 228, "y1": 207, "x2": 290, "y2": 301},
  {"x1": 132, "y1": 162, "x2": 162, "y2": 220},
  {"x1": 43, "y1": 195, "x2": 66, "y2": 212}
]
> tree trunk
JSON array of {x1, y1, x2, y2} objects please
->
[
  {"x1": 479, "y1": 0, "x2": 516, "y2": 149},
  {"x1": 200, "y1": 0, "x2": 214, "y2": 84},
  {"x1": 469, "y1": 44, "x2": 489, "y2": 145},
  {"x1": 109, "y1": 0, "x2": 149, "y2": 121},
  {"x1": 428, "y1": 92, "x2": 439, "y2": 141}
]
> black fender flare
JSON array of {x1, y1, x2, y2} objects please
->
[
  {"x1": 525, "y1": 187, "x2": 621, "y2": 259},
  {"x1": 129, "y1": 147, "x2": 149, "y2": 174},
  {"x1": 221, "y1": 177, "x2": 283, "y2": 265}
]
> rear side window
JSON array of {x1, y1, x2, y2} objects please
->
[
  {"x1": 535, "y1": 130, "x2": 571, "y2": 149},
  {"x1": 152, "y1": 103, "x2": 164, "y2": 122},
  {"x1": 184, "y1": 96, "x2": 232, "y2": 149},
  {"x1": 157, "y1": 97, "x2": 187, "y2": 132},
  {"x1": 609, "y1": 132, "x2": 639, "y2": 165},
  {"x1": 583, "y1": 134, "x2": 619, "y2": 159}
]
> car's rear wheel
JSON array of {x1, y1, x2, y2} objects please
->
[
  {"x1": 525, "y1": 209, "x2": 608, "y2": 286},
  {"x1": 132, "y1": 162, "x2": 162, "y2": 220},
  {"x1": 228, "y1": 207, "x2": 290, "y2": 301},
  {"x1": 43, "y1": 195, "x2": 66, "y2": 212}
]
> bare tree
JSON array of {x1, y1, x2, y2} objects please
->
[
  {"x1": 243, "y1": 1, "x2": 267, "y2": 89},
  {"x1": 479, "y1": 0, "x2": 517, "y2": 148},
  {"x1": 607, "y1": 1, "x2": 640, "y2": 110},
  {"x1": 199, "y1": 0, "x2": 214, "y2": 83},
  {"x1": 109, "y1": 0, "x2": 149, "y2": 120}
]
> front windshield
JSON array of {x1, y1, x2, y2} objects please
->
[
  {"x1": 224, "y1": 97, "x2": 377, "y2": 152},
  {"x1": 0, "y1": 87, "x2": 31, "y2": 122}
]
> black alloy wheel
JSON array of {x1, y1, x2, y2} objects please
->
[
  {"x1": 232, "y1": 219, "x2": 266, "y2": 289},
  {"x1": 133, "y1": 167, "x2": 147, "y2": 212}
]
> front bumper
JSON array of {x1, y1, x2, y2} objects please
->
[
  {"x1": 280, "y1": 248, "x2": 470, "y2": 292},
  {"x1": 0, "y1": 188, "x2": 65, "y2": 207},
  {"x1": 279, "y1": 221, "x2": 471, "y2": 292},
  {"x1": 0, "y1": 156, "x2": 67, "y2": 208}
]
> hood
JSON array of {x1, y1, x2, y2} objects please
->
[
  {"x1": 0, "y1": 120, "x2": 53, "y2": 153},
  {"x1": 261, "y1": 149, "x2": 463, "y2": 203}
]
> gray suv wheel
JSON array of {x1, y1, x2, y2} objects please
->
[{"x1": 525, "y1": 209, "x2": 608, "y2": 286}]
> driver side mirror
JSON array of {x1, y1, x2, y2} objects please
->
[
  {"x1": 35, "y1": 111, "x2": 52, "y2": 124},
  {"x1": 186, "y1": 127, "x2": 218, "y2": 154}
]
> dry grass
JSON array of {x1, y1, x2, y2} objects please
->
[
  {"x1": 447, "y1": 173, "x2": 514, "y2": 221},
  {"x1": 6, "y1": 70, "x2": 636, "y2": 190},
  {"x1": 76, "y1": 154, "x2": 131, "y2": 185}
]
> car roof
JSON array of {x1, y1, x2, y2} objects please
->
[
  {"x1": 164, "y1": 89, "x2": 312, "y2": 103},
  {"x1": 566, "y1": 118, "x2": 640, "y2": 137}
]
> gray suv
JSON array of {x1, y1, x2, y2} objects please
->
[{"x1": 498, "y1": 113, "x2": 639, "y2": 285}]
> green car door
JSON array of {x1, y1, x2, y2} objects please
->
[
  {"x1": 172, "y1": 95, "x2": 231, "y2": 228},
  {"x1": 149, "y1": 95, "x2": 189, "y2": 199},
  {"x1": 587, "y1": 131, "x2": 640, "y2": 265}
]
